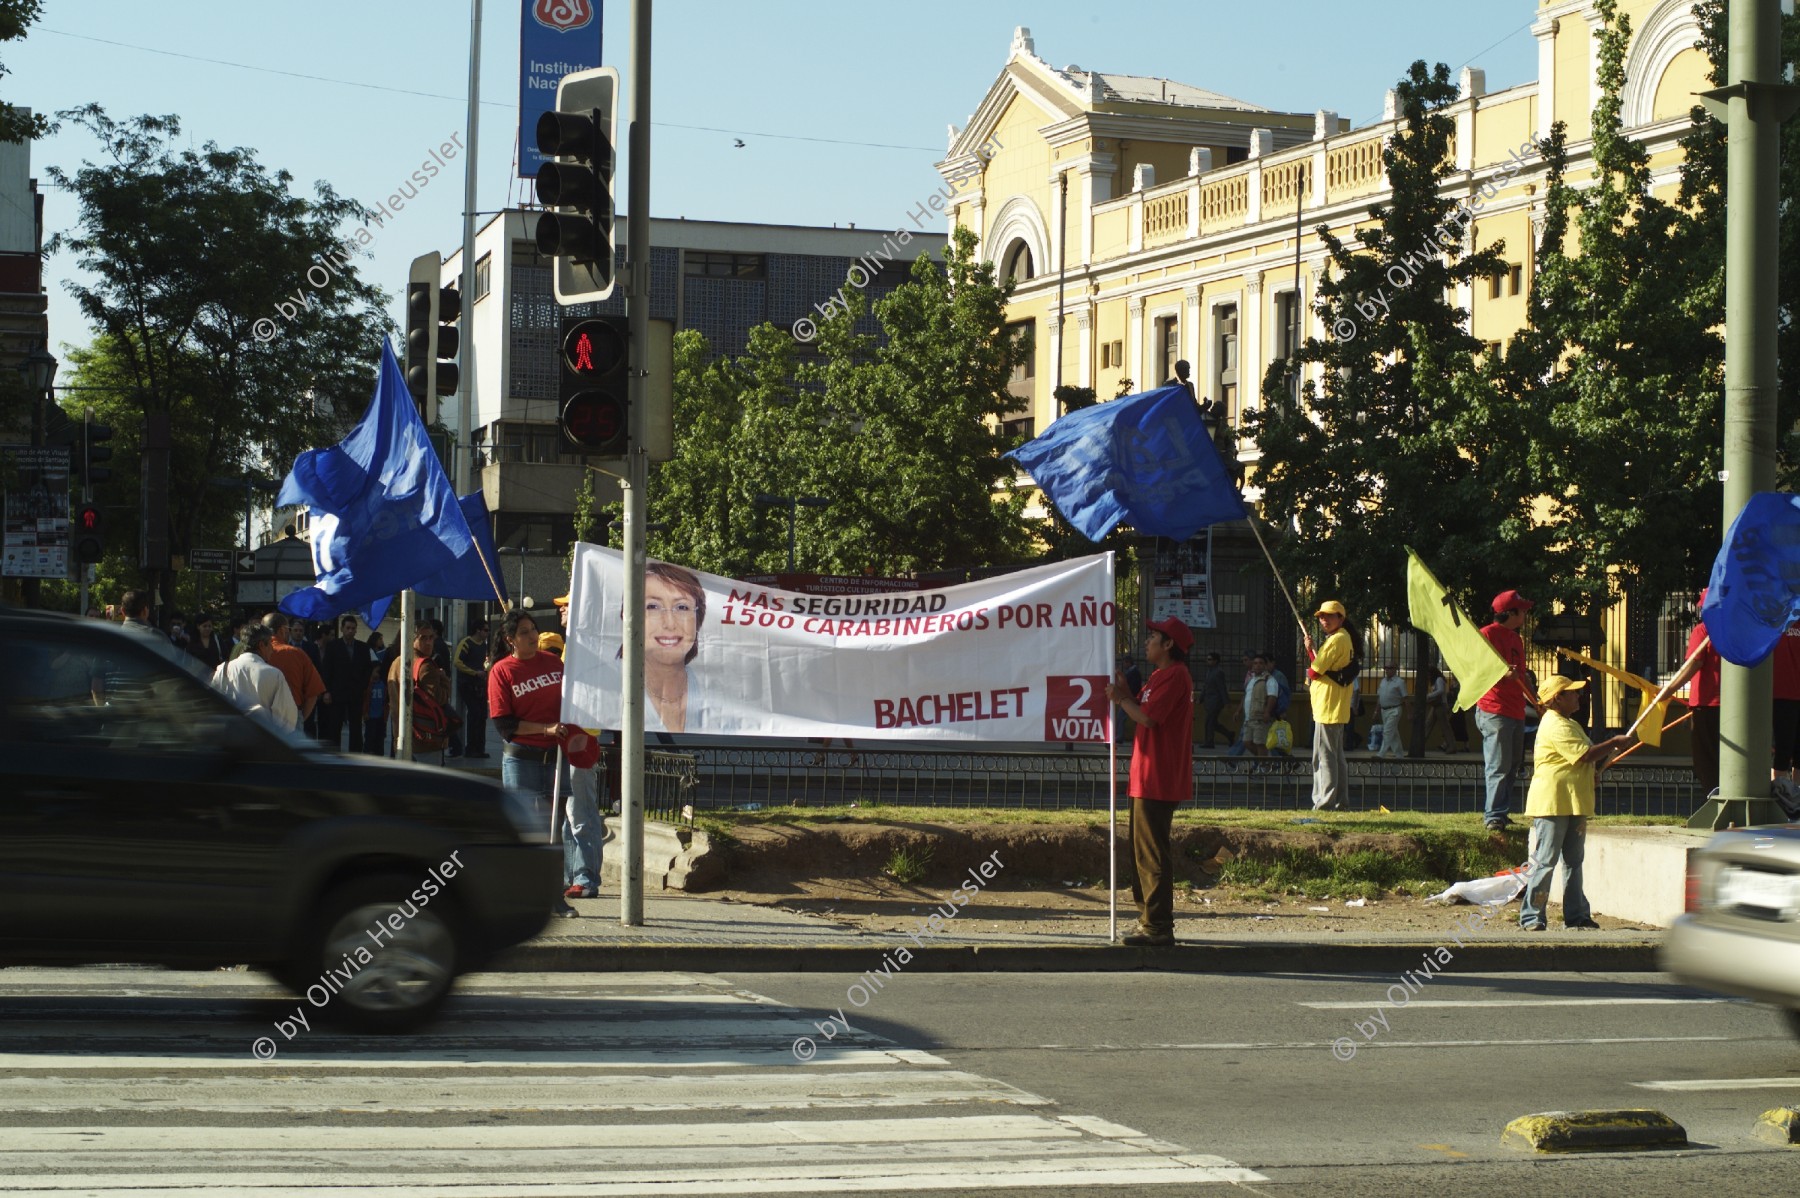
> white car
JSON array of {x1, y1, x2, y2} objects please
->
[{"x1": 1662, "y1": 826, "x2": 1800, "y2": 1042}]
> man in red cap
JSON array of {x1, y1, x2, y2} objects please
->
[
  {"x1": 1107, "y1": 617, "x2": 1195, "y2": 947},
  {"x1": 1477, "y1": 590, "x2": 1535, "y2": 830}
]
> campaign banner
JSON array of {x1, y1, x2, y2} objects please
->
[
  {"x1": 519, "y1": 0, "x2": 603, "y2": 179},
  {"x1": 561, "y1": 545, "x2": 1116, "y2": 741}
]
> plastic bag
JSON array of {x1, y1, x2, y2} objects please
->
[{"x1": 1266, "y1": 719, "x2": 1293, "y2": 752}]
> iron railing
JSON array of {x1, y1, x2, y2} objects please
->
[{"x1": 648, "y1": 745, "x2": 1702, "y2": 818}]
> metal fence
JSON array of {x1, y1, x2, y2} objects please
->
[{"x1": 649, "y1": 745, "x2": 1702, "y2": 819}]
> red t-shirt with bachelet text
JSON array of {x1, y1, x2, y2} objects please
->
[
  {"x1": 1130, "y1": 662, "x2": 1194, "y2": 803},
  {"x1": 487, "y1": 652, "x2": 564, "y2": 748}
]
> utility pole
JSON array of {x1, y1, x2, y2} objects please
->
[
  {"x1": 455, "y1": 0, "x2": 483, "y2": 651},
  {"x1": 1698, "y1": 0, "x2": 1796, "y2": 829},
  {"x1": 618, "y1": 0, "x2": 652, "y2": 926}
]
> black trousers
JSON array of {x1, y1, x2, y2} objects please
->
[
  {"x1": 317, "y1": 701, "x2": 345, "y2": 748},
  {"x1": 1130, "y1": 798, "x2": 1177, "y2": 934},
  {"x1": 1692, "y1": 705, "x2": 1721, "y2": 795},
  {"x1": 460, "y1": 682, "x2": 489, "y2": 756}
]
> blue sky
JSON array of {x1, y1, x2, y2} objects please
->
[{"x1": 16, "y1": 1, "x2": 1541, "y2": 359}]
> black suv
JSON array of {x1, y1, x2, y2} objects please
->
[{"x1": 0, "y1": 607, "x2": 559, "y2": 1029}]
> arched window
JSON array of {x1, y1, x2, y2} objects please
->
[{"x1": 1002, "y1": 240, "x2": 1034, "y2": 283}]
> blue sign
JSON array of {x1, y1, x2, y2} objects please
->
[{"x1": 519, "y1": 0, "x2": 603, "y2": 179}]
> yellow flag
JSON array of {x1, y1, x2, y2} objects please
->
[
  {"x1": 1557, "y1": 647, "x2": 1670, "y2": 747},
  {"x1": 1406, "y1": 548, "x2": 1510, "y2": 713}
]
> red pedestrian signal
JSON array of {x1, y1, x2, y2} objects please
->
[
  {"x1": 557, "y1": 315, "x2": 629, "y2": 457},
  {"x1": 74, "y1": 503, "x2": 103, "y2": 563}
]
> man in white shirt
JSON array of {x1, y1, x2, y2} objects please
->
[
  {"x1": 1377, "y1": 662, "x2": 1408, "y2": 759},
  {"x1": 211, "y1": 623, "x2": 301, "y2": 732}
]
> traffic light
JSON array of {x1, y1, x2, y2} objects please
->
[
  {"x1": 405, "y1": 251, "x2": 461, "y2": 413},
  {"x1": 535, "y1": 66, "x2": 619, "y2": 304},
  {"x1": 558, "y1": 314, "x2": 629, "y2": 457},
  {"x1": 82, "y1": 421, "x2": 113, "y2": 488},
  {"x1": 73, "y1": 503, "x2": 103, "y2": 564}
]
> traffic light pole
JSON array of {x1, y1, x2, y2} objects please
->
[
  {"x1": 454, "y1": 0, "x2": 483, "y2": 649},
  {"x1": 618, "y1": 0, "x2": 652, "y2": 927}
]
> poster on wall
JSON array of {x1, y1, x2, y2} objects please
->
[
  {"x1": 1, "y1": 446, "x2": 70, "y2": 580},
  {"x1": 561, "y1": 546, "x2": 1116, "y2": 741},
  {"x1": 1149, "y1": 531, "x2": 1215, "y2": 629}
]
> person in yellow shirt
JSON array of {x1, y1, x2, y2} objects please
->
[
  {"x1": 1519, "y1": 676, "x2": 1634, "y2": 930},
  {"x1": 1304, "y1": 600, "x2": 1357, "y2": 811}
]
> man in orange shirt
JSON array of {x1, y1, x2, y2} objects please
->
[
  {"x1": 261, "y1": 611, "x2": 327, "y2": 728},
  {"x1": 1106, "y1": 617, "x2": 1195, "y2": 947}
]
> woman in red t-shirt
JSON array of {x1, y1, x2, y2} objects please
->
[{"x1": 487, "y1": 610, "x2": 578, "y2": 917}]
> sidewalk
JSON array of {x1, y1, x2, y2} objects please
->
[{"x1": 495, "y1": 884, "x2": 1664, "y2": 975}]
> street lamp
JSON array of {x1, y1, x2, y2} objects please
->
[
  {"x1": 754, "y1": 493, "x2": 830, "y2": 572},
  {"x1": 18, "y1": 346, "x2": 56, "y2": 447}
]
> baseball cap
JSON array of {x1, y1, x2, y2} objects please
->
[
  {"x1": 554, "y1": 593, "x2": 570, "y2": 607},
  {"x1": 1538, "y1": 675, "x2": 1586, "y2": 703},
  {"x1": 1492, "y1": 589, "x2": 1534, "y2": 614},
  {"x1": 537, "y1": 630, "x2": 566, "y2": 655},
  {"x1": 1315, "y1": 600, "x2": 1347, "y2": 618},
  {"x1": 1146, "y1": 616, "x2": 1194, "y2": 653},
  {"x1": 563, "y1": 727, "x2": 602, "y2": 770}
]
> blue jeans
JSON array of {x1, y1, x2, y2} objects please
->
[
  {"x1": 558, "y1": 756, "x2": 605, "y2": 892},
  {"x1": 501, "y1": 754, "x2": 555, "y2": 837},
  {"x1": 1476, "y1": 709, "x2": 1525, "y2": 824},
  {"x1": 1520, "y1": 815, "x2": 1589, "y2": 927}
]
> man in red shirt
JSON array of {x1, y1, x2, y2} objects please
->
[
  {"x1": 1663, "y1": 589, "x2": 1724, "y2": 795},
  {"x1": 1106, "y1": 617, "x2": 1194, "y2": 947},
  {"x1": 1476, "y1": 590, "x2": 1534, "y2": 831}
]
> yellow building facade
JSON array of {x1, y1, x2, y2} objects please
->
[
  {"x1": 939, "y1": 3, "x2": 1716, "y2": 732},
  {"x1": 943, "y1": 2, "x2": 1711, "y2": 468}
]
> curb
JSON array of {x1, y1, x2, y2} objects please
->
[
  {"x1": 492, "y1": 939, "x2": 1661, "y2": 974},
  {"x1": 1502, "y1": 1109, "x2": 1687, "y2": 1153}
]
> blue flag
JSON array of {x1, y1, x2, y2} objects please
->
[
  {"x1": 1703, "y1": 491, "x2": 1800, "y2": 667},
  {"x1": 416, "y1": 491, "x2": 508, "y2": 603},
  {"x1": 1006, "y1": 384, "x2": 1245, "y2": 542},
  {"x1": 276, "y1": 341, "x2": 474, "y2": 627}
]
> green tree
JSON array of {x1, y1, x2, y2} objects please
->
[
  {"x1": 0, "y1": 0, "x2": 47, "y2": 144},
  {"x1": 1246, "y1": 61, "x2": 1531, "y2": 627},
  {"x1": 811, "y1": 224, "x2": 1033, "y2": 575},
  {"x1": 47, "y1": 106, "x2": 392, "y2": 602},
  {"x1": 650, "y1": 227, "x2": 1036, "y2": 578},
  {"x1": 1504, "y1": 0, "x2": 1728, "y2": 605}
]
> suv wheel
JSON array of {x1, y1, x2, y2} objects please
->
[{"x1": 297, "y1": 875, "x2": 461, "y2": 1032}]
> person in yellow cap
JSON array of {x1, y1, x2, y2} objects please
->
[
  {"x1": 1304, "y1": 600, "x2": 1358, "y2": 810},
  {"x1": 1518, "y1": 675, "x2": 1635, "y2": 930}
]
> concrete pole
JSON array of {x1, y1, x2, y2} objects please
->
[
  {"x1": 1715, "y1": 0, "x2": 1782, "y2": 823},
  {"x1": 619, "y1": 0, "x2": 652, "y2": 926}
]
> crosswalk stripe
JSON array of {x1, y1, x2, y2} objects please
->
[
  {"x1": 1298, "y1": 997, "x2": 1736, "y2": 1009},
  {"x1": 0, "y1": 972, "x2": 1262, "y2": 1191},
  {"x1": 0, "y1": 1068, "x2": 1046, "y2": 1114},
  {"x1": 1631, "y1": 1077, "x2": 1800, "y2": 1091}
]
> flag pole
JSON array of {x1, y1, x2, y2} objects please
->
[
  {"x1": 1629, "y1": 634, "x2": 1712, "y2": 740},
  {"x1": 1246, "y1": 513, "x2": 1308, "y2": 636},
  {"x1": 1607, "y1": 711, "x2": 1694, "y2": 767},
  {"x1": 1108, "y1": 728, "x2": 1117, "y2": 943}
]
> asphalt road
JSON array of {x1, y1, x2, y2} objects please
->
[{"x1": 0, "y1": 966, "x2": 1795, "y2": 1195}]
